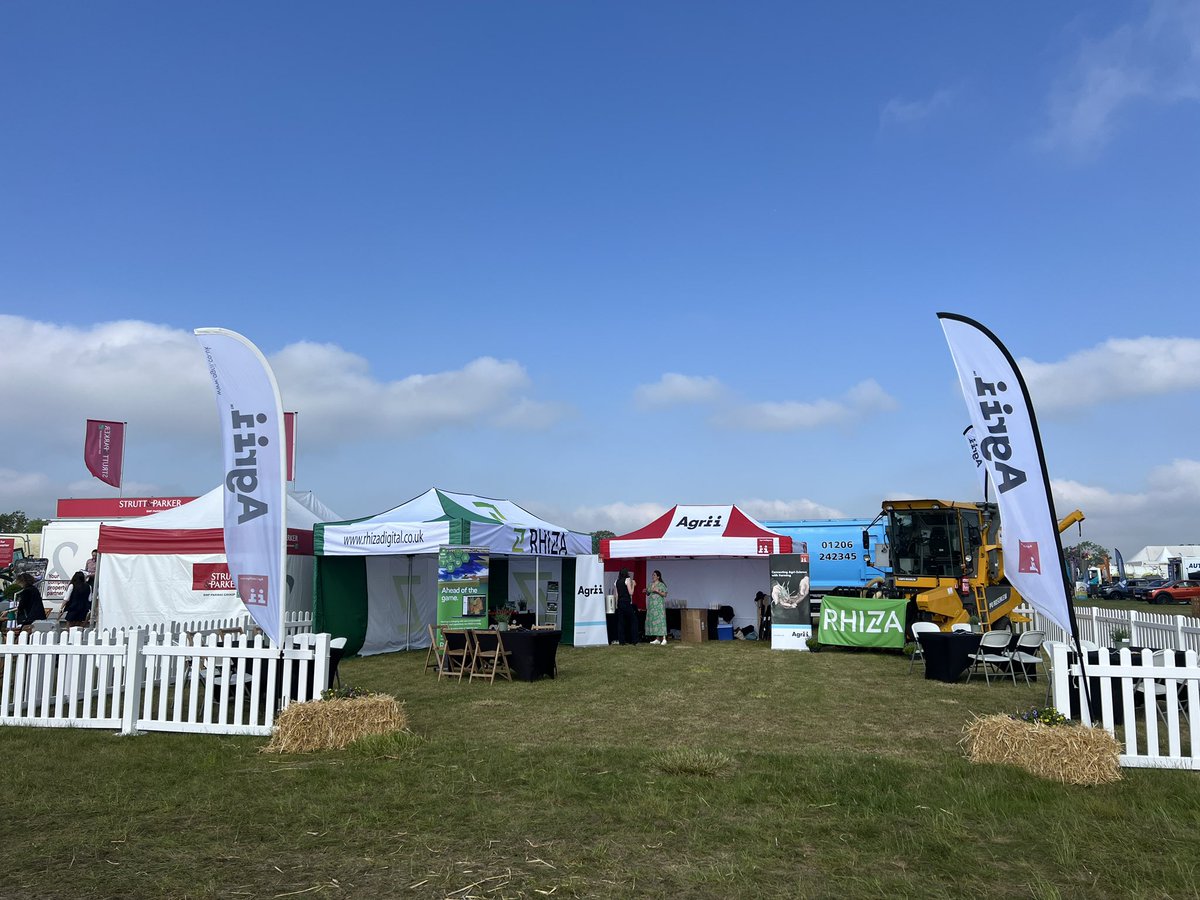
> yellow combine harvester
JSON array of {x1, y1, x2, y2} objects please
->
[{"x1": 863, "y1": 500, "x2": 1084, "y2": 632}]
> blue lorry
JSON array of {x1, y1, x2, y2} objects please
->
[{"x1": 763, "y1": 518, "x2": 889, "y2": 600}]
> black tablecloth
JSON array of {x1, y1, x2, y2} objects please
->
[
  {"x1": 500, "y1": 629, "x2": 561, "y2": 681},
  {"x1": 918, "y1": 632, "x2": 983, "y2": 682}
]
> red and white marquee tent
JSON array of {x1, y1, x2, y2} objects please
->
[
  {"x1": 96, "y1": 486, "x2": 341, "y2": 632},
  {"x1": 600, "y1": 505, "x2": 793, "y2": 560},
  {"x1": 600, "y1": 505, "x2": 793, "y2": 634}
]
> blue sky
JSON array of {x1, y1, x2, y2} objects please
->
[{"x1": 2, "y1": 1, "x2": 1199, "y2": 556}]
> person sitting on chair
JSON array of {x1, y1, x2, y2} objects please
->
[
  {"x1": 14, "y1": 573, "x2": 47, "y2": 629},
  {"x1": 61, "y1": 571, "x2": 93, "y2": 627}
]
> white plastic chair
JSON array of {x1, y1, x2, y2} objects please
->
[
  {"x1": 1008, "y1": 630, "x2": 1045, "y2": 686},
  {"x1": 950, "y1": 623, "x2": 973, "y2": 634},
  {"x1": 967, "y1": 630, "x2": 1013, "y2": 685},
  {"x1": 909, "y1": 622, "x2": 940, "y2": 674}
]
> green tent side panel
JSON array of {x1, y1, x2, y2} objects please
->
[
  {"x1": 314, "y1": 556, "x2": 369, "y2": 657},
  {"x1": 560, "y1": 558, "x2": 577, "y2": 645},
  {"x1": 453, "y1": 519, "x2": 469, "y2": 546}
]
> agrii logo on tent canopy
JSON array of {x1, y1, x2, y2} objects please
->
[
  {"x1": 938, "y1": 313, "x2": 1078, "y2": 639},
  {"x1": 195, "y1": 327, "x2": 287, "y2": 647}
]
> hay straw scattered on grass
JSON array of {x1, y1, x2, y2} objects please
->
[
  {"x1": 961, "y1": 714, "x2": 1122, "y2": 786},
  {"x1": 262, "y1": 694, "x2": 408, "y2": 754},
  {"x1": 651, "y1": 748, "x2": 734, "y2": 778}
]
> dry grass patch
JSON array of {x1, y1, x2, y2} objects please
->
[
  {"x1": 262, "y1": 694, "x2": 408, "y2": 754},
  {"x1": 651, "y1": 747, "x2": 735, "y2": 778},
  {"x1": 962, "y1": 714, "x2": 1122, "y2": 786}
]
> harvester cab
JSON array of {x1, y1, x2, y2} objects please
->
[{"x1": 862, "y1": 500, "x2": 1085, "y2": 632}]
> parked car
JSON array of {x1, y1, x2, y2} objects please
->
[
  {"x1": 1098, "y1": 578, "x2": 1152, "y2": 600},
  {"x1": 1145, "y1": 580, "x2": 1200, "y2": 605},
  {"x1": 1132, "y1": 578, "x2": 1170, "y2": 601}
]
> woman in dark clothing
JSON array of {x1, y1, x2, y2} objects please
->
[
  {"x1": 615, "y1": 569, "x2": 639, "y2": 646},
  {"x1": 14, "y1": 573, "x2": 47, "y2": 628},
  {"x1": 61, "y1": 571, "x2": 93, "y2": 626}
]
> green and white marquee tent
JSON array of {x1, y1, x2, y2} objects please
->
[{"x1": 313, "y1": 488, "x2": 606, "y2": 656}]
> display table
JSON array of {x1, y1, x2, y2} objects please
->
[
  {"x1": 499, "y1": 629, "x2": 560, "y2": 682},
  {"x1": 917, "y1": 632, "x2": 983, "y2": 682}
]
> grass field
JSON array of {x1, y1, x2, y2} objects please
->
[{"x1": 3, "y1": 639, "x2": 1199, "y2": 899}]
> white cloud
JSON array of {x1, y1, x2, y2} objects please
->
[
  {"x1": 1038, "y1": 0, "x2": 1200, "y2": 156},
  {"x1": 1019, "y1": 336, "x2": 1200, "y2": 411},
  {"x1": 0, "y1": 316, "x2": 565, "y2": 449},
  {"x1": 715, "y1": 379, "x2": 898, "y2": 431},
  {"x1": 0, "y1": 316, "x2": 569, "y2": 515},
  {"x1": 633, "y1": 373, "x2": 725, "y2": 409},
  {"x1": 879, "y1": 87, "x2": 959, "y2": 127},
  {"x1": 737, "y1": 498, "x2": 846, "y2": 521},
  {"x1": 271, "y1": 342, "x2": 564, "y2": 440},
  {"x1": 1052, "y1": 457, "x2": 1200, "y2": 552},
  {"x1": 568, "y1": 502, "x2": 670, "y2": 534}
]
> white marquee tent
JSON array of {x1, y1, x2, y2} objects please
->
[{"x1": 96, "y1": 487, "x2": 340, "y2": 632}]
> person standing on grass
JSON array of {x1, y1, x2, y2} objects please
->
[
  {"x1": 645, "y1": 570, "x2": 668, "y2": 645},
  {"x1": 615, "y1": 568, "x2": 639, "y2": 645}
]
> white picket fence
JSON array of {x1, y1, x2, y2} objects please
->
[
  {"x1": 1047, "y1": 644, "x2": 1199, "y2": 770},
  {"x1": 1010, "y1": 605, "x2": 1200, "y2": 769},
  {"x1": 1012, "y1": 604, "x2": 1200, "y2": 655},
  {"x1": 1, "y1": 624, "x2": 329, "y2": 736}
]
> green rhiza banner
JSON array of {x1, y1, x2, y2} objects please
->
[{"x1": 818, "y1": 595, "x2": 907, "y2": 648}]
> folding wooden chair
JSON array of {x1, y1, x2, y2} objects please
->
[
  {"x1": 424, "y1": 623, "x2": 445, "y2": 675},
  {"x1": 469, "y1": 629, "x2": 513, "y2": 684},
  {"x1": 438, "y1": 629, "x2": 472, "y2": 682}
]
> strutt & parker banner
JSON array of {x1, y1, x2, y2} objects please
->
[
  {"x1": 194, "y1": 328, "x2": 287, "y2": 646},
  {"x1": 938, "y1": 313, "x2": 1076, "y2": 637},
  {"x1": 84, "y1": 419, "x2": 125, "y2": 488}
]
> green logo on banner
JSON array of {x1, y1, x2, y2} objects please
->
[{"x1": 818, "y1": 595, "x2": 907, "y2": 648}]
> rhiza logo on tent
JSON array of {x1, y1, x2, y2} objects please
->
[
  {"x1": 1018, "y1": 541, "x2": 1041, "y2": 575},
  {"x1": 225, "y1": 409, "x2": 270, "y2": 524}
]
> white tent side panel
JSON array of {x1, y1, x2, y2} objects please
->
[
  {"x1": 361, "y1": 554, "x2": 437, "y2": 656},
  {"x1": 101, "y1": 553, "x2": 314, "y2": 632}
]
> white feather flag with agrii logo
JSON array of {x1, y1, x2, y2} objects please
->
[
  {"x1": 938, "y1": 313, "x2": 1076, "y2": 637},
  {"x1": 194, "y1": 328, "x2": 287, "y2": 646}
]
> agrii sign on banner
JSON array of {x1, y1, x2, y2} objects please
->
[
  {"x1": 938, "y1": 313, "x2": 1075, "y2": 638},
  {"x1": 437, "y1": 547, "x2": 489, "y2": 638},
  {"x1": 84, "y1": 419, "x2": 125, "y2": 488},
  {"x1": 769, "y1": 551, "x2": 811, "y2": 651},
  {"x1": 195, "y1": 328, "x2": 287, "y2": 647},
  {"x1": 818, "y1": 595, "x2": 907, "y2": 649}
]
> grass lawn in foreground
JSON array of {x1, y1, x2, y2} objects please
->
[{"x1": 2, "y1": 640, "x2": 1198, "y2": 899}]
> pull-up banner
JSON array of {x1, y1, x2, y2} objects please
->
[
  {"x1": 818, "y1": 595, "x2": 907, "y2": 648},
  {"x1": 938, "y1": 313, "x2": 1075, "y2": 638},
  {"x1": 194, "y1": 328, "x2": 287, "y2": 647}
]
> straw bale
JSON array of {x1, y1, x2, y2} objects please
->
[
  {"x1": 961, "y1": 714, "x2": 1122, "y2": 786},
  {"x1": 262, "y1": 694, "x2": 408, "y2": 754}
]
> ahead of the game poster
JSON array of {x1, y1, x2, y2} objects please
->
[
  {"x1": 769, "y1": 548, "x2": 811, "y2": 651},
  {"x1": 437, "y1": 546, "x2": 489, "y2": 639}
]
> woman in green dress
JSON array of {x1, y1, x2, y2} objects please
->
[{"x1": 645, "y1": 570, "x2": 668, "y2": 645}]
